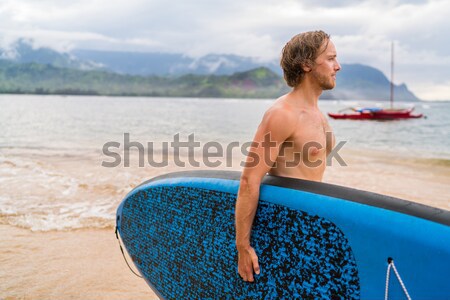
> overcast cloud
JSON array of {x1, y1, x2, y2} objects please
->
[{"x1": 0, "y1": 0, "x2": 449, "y2": 100}]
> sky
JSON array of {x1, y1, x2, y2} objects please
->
[{"x1": 0, "y1": 0, "x2": 449, "y2": 100}]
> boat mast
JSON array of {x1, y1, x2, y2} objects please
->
[{"x1": 390, "y1": 41, "x2": 394, "y2": 109}]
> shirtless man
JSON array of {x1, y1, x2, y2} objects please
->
[{"x1": 235, "y1": 30, "x2": 341, "y2": 282}]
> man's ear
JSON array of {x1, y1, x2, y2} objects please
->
[{"x1": 302, "y1": 62, "x2": 312, "y2": 72}]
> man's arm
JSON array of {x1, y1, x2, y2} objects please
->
[{"x1": 235, "y1": 106, "x2": 296, "y2": 282}]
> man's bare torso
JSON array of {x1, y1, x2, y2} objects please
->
[{"x1": 267, "y1": 97, "x2": 334, "y2": 182}]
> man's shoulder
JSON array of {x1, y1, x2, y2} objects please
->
[
  {"x1": 263, "y1": 103, "x2": 299, "y2": 128},
  {"x1": 265, "y1": 95, "x2": 311, "y2": 123}
]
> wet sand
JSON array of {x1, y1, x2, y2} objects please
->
[
  {"x1": 1, "y1": 148, "x2": 449, "y2": 299},
  {"x1": 1, "y1": 225, "x2": 156, "y2": 300},
  {"x1": 325, "y1": 149, "x2": 450, "y2": 210}
]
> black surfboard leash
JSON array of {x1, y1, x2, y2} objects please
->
[{"x1": 115, "y1": 226, "x2": 143, "y2": 278}]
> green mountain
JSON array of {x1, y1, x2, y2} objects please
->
[
  {"x1": 0, "y1": 60, "x2": 285, "y2": 98},
  {"x1": 0, "y1": 59, "x2": 419, "y2": 101}
]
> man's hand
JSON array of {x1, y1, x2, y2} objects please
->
[{"x1": 237, "y1": 245, "x2": 260, "y2": 282}]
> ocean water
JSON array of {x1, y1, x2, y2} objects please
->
[
  {"x1": 1, "y1": 95, "x2": 448, "y2": 158},
  {"x1": 0, "y1": 94, "x2": 449, "y2": 231}
]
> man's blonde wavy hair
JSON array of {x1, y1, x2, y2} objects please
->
[{"x1": 280, "y1": 30, "x2": 330, "y2": 87}]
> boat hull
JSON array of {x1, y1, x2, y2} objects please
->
[{"x1": 328, "y1": 108, "x2": 423, "y2": 120}]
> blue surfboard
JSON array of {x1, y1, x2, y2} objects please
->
[{"x1": 116, "y1": 170, "x2": 450, "y2": 299}]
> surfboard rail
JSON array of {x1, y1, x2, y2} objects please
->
[{"x1": 133, "y1": 170, "x2": 449, "y2": 226}]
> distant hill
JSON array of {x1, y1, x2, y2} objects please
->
[
  {"x1": 0, "y1": 40, "x2": 420, "y2": 101},
  {"x1": 323, "y1": 64, "x2": 420, "y2": 101},
  {"x1": 0, "y1": 60, "x2": 287, "y2": 98},
  {"x1": 0, "y1": 39, "x2": 98, "y2": 70},
  {"x1": 71, "y1": 49, "x2": 277, "y2": 76}
]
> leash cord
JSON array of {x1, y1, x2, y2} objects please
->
[
  {"x1": 385, "y1": 257, "x2": 411, "y2": 300},
  {"x1": 116, "y1": 226, "x2": 143, "y2": 278}
]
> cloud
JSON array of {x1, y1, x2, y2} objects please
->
[
  {"x1": 418, "y1": 81, "x2": 450, "y2": 101},
  {"x1": 0, "y1": 0, "x2": 448, "y2": 100}
]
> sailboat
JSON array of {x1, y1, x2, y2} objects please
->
[{"x1": 328, "y1": 42, "x2": 423, "y2": 120}]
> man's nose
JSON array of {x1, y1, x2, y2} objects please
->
[{"x1": 335, "y1": 59, "x2": 341, "y2": 71}]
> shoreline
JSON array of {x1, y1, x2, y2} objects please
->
[
  {"x1": 1, "y1": 146, "x2": 449, "y2": 232},
  {"x1": 3, "y1": 93, "x2": 450, "y2": 102}
]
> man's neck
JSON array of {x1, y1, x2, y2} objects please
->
[{"x1": 290, "y1": 81, "x2": 322, "y2": 108}]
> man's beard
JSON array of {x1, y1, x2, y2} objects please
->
[{"x1": 311, "y1": 69, "x2": 335, "y2": 90}]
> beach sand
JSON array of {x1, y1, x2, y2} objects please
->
[
  {"x1": 1, "y1": 225, "x2": 155, "y2": 300},
  {"x1": 1, "y1": 148, "x2": 449, "y2": 299},
  {"x1": 325, "y1": 149, "x2": 450, "y2": 210}
]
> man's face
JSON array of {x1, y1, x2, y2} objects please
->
[{"x1": 311, "y1": 40, "x2": 341, "y2": 90}]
